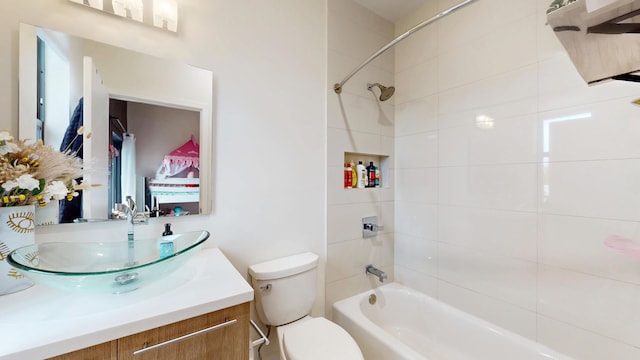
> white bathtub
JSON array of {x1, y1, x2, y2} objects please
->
[{"x1": 333, "y1": 283, "x2": 574, "y2": 360}]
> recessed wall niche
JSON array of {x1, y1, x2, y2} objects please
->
[{"x1": 344, "y1": 152, "x2": 390, "y2": 189}]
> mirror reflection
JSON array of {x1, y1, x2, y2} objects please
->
[{"x1": 19, "y1": 24, "x2": 213, "y2": 225}]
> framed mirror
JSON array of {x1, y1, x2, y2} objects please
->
[{"x1": 18, "y1": 23, "x2": 213, "y2": 225}]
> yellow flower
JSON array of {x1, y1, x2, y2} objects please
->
[{"x1": 0, "y1": 133, "x2": 84, "y2": 207}]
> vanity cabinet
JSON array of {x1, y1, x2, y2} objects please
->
[
  {"x1": 47, "y1": 341, "x2": 117, "y2": 360},
  {"x1": 48, "y1": 303, "x2": 249, "y2": 360}
]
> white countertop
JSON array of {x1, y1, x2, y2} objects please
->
[{"x1": 0, "y1": 248, "x2": 254, "y2": 360}]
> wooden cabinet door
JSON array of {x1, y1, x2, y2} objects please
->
[
  {"x1": 118, "y1": 302, "x2": 249, "y2": 360},
  {"x1": 47, "y1": 341, "x2": 117, "y2": 360}
]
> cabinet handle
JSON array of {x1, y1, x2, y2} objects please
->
[{"x1": 132, "y1": 318, "x2": 237, "y2": 356}]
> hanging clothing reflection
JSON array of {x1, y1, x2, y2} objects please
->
[
  {"x1": 121, "y1": 133, "x2": 136, "y2": 204},
  {"x1": 58, "y1": 98, "x2": 83, "y2": 223}
]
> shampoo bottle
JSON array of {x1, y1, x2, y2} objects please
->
[
  {"x1": 343, "y1": 163, "x2": 349, "y2": 188},
  {"x1": 367, "y1": 162, "x2": 376, "y2": 188},
  {"x1": 357, "y1": 161, "x2": 366, "y2": 188},
  {"x1": 351, "y1": 161, "x2": 358, "y2": 188}
]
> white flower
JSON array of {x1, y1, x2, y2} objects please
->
[
  {"x1": 0, "y1": 141, "x2": 20, "y2": 155},
  {"x1": 2, "y1": 174, "x2": 40, "y2": 192},
  {"x1": 17, "y1": 174, "x2": 40, "y2": 190},
  {"x1": 0, "y1": 131, "x2": 13, "y2": 141},
  {"x1": 42, "y1": 180, "x2": 69, "y2": 201},
  {"x1": 1, "y1": 181, "x2": 16, "y2": 192}
]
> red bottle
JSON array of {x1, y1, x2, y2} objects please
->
[{"x1": 344, "y1": 163, "x2": 348, "y2": 188}]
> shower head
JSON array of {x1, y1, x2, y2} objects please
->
[{"x1": 367, "y1": 83, "x2": 395, "y2": 101}]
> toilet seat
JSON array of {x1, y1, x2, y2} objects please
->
[{"x1": 281, "y1": 317, "x2": 363, "y2": 360}]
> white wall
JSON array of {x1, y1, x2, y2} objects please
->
[
  {"x1": 326, "y1": 0, "x2": 395, "y2": 318},
  {"x1": 1, "y1": 0, "x2": 327, "y2": 352},
  {"x1": 42, "y1": 36, "x2": 70, "y2": 149},
  {"x1": 394, "y1": 0, "x2": 640, "y2": 358},
  {"x1": 128, "y1": 102, "x2": 199, "y2": 179}
]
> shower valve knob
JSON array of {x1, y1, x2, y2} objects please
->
[
  {"x1": 363, "y1": 223, "x2": 384, "y2": 231},
  {"x1": 362, "y1": 216, "x2": 384, "y2": 237}
]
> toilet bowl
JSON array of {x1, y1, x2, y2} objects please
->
[
  {"x1": 249, "y1": 252, "x2": 363, "y2": 360},
  {"x1": 277, "y1": 316, "x2": 363, "y2": 360}
]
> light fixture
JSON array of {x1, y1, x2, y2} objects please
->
[
  {"x1": 70, "y1": 0, "x2": 103, "y2": 10},
  {"x1": 475, "y1": 115, "x2": 495, "y2": 129},
  {"x1": 153, "y1": 0, "x2": 178, "y2": 32},
  {"x1": 112, "y1": 0, "x2": 144, "y2": 22},
  {"x1": 68, "y1": 0, "x2": 178, "y2": 32}
]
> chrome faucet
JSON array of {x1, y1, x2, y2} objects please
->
[
  {"x1": 115, "y1": 196, "x2": 148, "y2": 266},
  {"x1": 115, "y1": 196, "x2": 137, "y2": 242},
  {"x1": 115, "y1": 197, "x2": 149, "y2": 232},
  {"x1": 366, "y1": 264, "x2": 387, "y2": 283}
]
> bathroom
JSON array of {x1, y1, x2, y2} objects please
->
[{"x1": 1, "y1": 0, "x2": 640, "y2": 359}]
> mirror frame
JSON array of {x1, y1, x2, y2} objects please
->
[{"x1": 18, "y1": 23, "x2": 213, "y2": 220}]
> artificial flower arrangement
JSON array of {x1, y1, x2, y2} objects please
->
[
  {"x1": 546, "y1": 0, "x2": 577, "y2": 14},
  {"x1": 0, "y1": 129, "x2": 88, "y2": 208}
]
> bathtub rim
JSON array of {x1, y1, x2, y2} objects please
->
[
  {"x1": 332, "y1": 282, "x2": 575, "y2": 360},
  {"x1": 333, "y1": 283, "x2": 431, "y2": 359}
]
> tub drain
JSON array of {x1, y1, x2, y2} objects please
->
[{"x1": 369, "y1": 293, "x2": 377, "y2": 305}]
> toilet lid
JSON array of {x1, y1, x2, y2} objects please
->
[{"x1": 283, "y1": 318, "x2": 363, "y2": 360}]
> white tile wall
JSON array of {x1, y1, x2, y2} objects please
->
[
  {"x1": 438, "y1": 280, "x2": 537, "y2": 340},
  {"x1": 439, "y1": 206, "x2": 537, "y2": 261},
  {"x1": 395, "y1": 233, "x2": 438, "y2": 277},
  {"x1": 539, "y1": 160, "x2": 640, "y2": 221},
  {"x1": 395, "y1": 131, "x2": 438, "y2": 168},
  {"x1": 393, "y1": 0, "x2": 640, "y2": 358},
  {"x1": 395, "y1": 58, "x2": 439, "y2": 103},
  {"x1": 438, "y1": 243, "x2": 537, "y2": 311},
  {"x1": 538, "y1": 214, "x2": 640, "y2": 284},
  {"x1": 395, "y1": 95, "x2": 439, "y2": 136},
  {"x1": 538, "y1": 266, "x2": 640, "y2": 348},
  {"x1": 538, "y1": 98, "x2": 640, "y2": 161},
  {"x1": 538, "y1": 316, "x2": 640, "y2": 360},
  {"x1": 326, "y1": 0, "x2": 395, "y2": 316},
  {"x1": 395, "y1": 168, "x2": 438, "y2": 203},
  {"x1": 396, "y1": 202, "x2": 438, "y2": 240}
]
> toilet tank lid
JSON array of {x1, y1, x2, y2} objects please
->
[{"x1": 249, "y1": 252, "x2": 319, "y2": 280}]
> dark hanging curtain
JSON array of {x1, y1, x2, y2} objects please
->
[{"x1": 58, "y1": 98, "x2": 83, "y2": 223}]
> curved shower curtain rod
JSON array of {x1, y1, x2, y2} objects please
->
[{"x1": 333, "y1": 0, "x2": 479, "y2": 94}]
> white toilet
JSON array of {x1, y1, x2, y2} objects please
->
[{"x1": 249, "y1": 252, "x2": 364, "y2": 360}]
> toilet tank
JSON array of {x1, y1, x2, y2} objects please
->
[{"x1": 249, "y1": 252, "x2": 319, "y2": 326}]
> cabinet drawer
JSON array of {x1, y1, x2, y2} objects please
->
[
  {"x1": 118, "y1": 302, "x2": 249, "y2": 360},
  {"x1": 47, "y1": 341, "x2": 117, "y2": 360}
]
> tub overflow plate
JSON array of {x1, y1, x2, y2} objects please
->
[{"x1": 369, "y1": 293, "x2": 377, "y2": 305}]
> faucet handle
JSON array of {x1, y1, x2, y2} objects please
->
[
  {"x1": 114, "y1": 203, "x2": 128, "y2": 219},
  {"x1": 364, "y1": 223, "x2": 384, "y2": 231},
  {"x1": 126, "y1": 196, "x2": 137, "y2": 215},
  {"x1": 363, "y1": 217, "x2": 385, "y2": 238},
  {"x1": 132, "y1": 212, "x2": 149, "y2": 225}
]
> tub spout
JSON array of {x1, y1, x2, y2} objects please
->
[{"x1": 366, "y1": 264, "x2": 387, "y2": 283}]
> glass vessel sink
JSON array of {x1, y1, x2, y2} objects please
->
[{"x1": 7, "y1": 230, "x2": 210, "y2": 293}]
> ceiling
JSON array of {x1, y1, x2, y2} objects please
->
[{"x1": 353, "y1": 0, "x2": 431, "y2": 22}]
